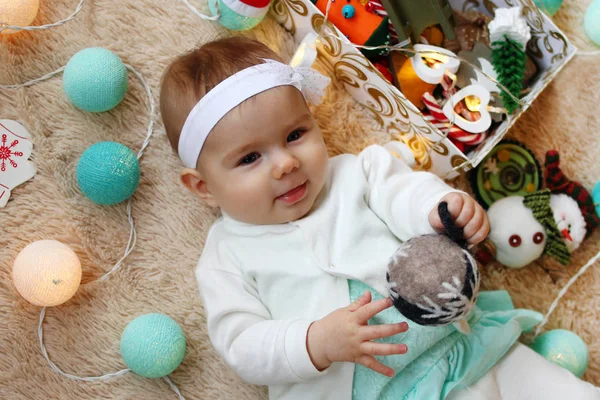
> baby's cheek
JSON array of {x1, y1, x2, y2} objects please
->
[{"x1": 229, "y1": 178, "x2": 268, "y2": 204}]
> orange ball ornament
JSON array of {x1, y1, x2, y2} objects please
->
[{"x1": 395, "y1": 57, "x2": 436, "y2": 110}]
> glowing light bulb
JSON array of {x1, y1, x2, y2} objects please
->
[
  {"x1": 12, "y1": 240, "x2": 82, "y2": 307},
  {"x1": 412, "y1": 45, "x2": 459, "y2": 84},
  {"x1": 0, "y1": 0, "x2": 40, "y2": 35},
  {"x1": 465, "y1": 95, "x2": 482, "y2": 112},
  {"x1": 290, "y1": 33, "x2": 320, "y2": 68}
]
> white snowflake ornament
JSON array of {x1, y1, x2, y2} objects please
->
[{"x1": 0, "y1": 120, "x2": 36, "y2": 208}]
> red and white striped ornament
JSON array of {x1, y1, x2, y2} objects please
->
[{"x1": 422, "y1": 92, "x2": 487, "y2": 149}]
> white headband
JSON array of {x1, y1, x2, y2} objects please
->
[{"x1": 178, "y1": 59, "x2": 331, "y2": 169}]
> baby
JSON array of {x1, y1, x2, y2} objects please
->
[{"x1": 160, "y1": 37, "x2": 600, "y2": 400}]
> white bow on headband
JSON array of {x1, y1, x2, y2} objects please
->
[
  {"x1": 263, "y1": 59, "x2": 331, "y2": 105},
  {"x1": 178, "y1": 59, "x2": 331, "y2": 169}
]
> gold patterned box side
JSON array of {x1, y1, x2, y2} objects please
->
[{"x1": 271, "y1": 0, "x2": 574, "y2": 180}]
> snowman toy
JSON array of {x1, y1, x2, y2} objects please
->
[
  {"x1": 550, "y1": 194, "x2": 587, "y2": 253},
  {"x1": 474, "y1": 149, "x2": 599, "y2": 269},
  {"x1": 477, "y1": 190, "x2": 581, "y2": 269}
]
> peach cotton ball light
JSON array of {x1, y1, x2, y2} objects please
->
[{"x1": 12, "y1": 240, "x2": 82, "y2": 307}]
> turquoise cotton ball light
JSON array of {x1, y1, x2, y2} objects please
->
[
  {"x1": 63, "y1": 48, "x2": 128, "y2": 112},
  {"x1": 585, "y1": 0, "x2": 600, "y2": 47},
  {"x1": 592, "y1": 182, "x2": 600, "y2": 218},
  {"x1": 77, "y1": 142, "x2": 140, "y2": 205},
  {"x1": 531, "y1": 329, "x2": 589, "y2": 378},
  {"x1": 533, "y1": 0, "x2": 563, "y2": 16},
  {"x1": 120, "y1": 313, "x2": 187, "y2": 378}
]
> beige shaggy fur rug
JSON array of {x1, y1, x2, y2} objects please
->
[{"x1": 1, "y1": 0, "x2": 599, "y2": 399}]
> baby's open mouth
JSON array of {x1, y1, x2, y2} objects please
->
[{"x1": 276, "y1": 182, "x2": 307, "y2": 205}]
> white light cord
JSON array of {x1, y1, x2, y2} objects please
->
[
  {"x1": 0, "y1": 0, "x2": 85, "y2": 34},
  {"x1": 0, "y1": 67, "x2": 66, "y2": 90},
  {"x1": 38, "y1": 307, "x2": 132, "y2": 381},
  {"x1": 164, "y1": 376, "x2": 186, "y2": 400},
  {"x1": 533, "y1": 250, "x2": 600, "y2": 338}
]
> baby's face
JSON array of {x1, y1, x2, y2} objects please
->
[{"x1": 197, "y1": 86, "x2": 329, "y2": 225}]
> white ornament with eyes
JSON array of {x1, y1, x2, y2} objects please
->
[
  {"x1": 487, "y1": 196, "x2": 547, "y2": 268},
  {"x1": 486, "y1": 193, "x2": 586, "y2": 268}
]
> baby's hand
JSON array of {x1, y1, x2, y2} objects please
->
[
  {"x1": 306, "y1": 291, "x2": 408, "y2": 377},
  {"x1": 428, "y1": 192, "x2": 490, "y2": 245}
]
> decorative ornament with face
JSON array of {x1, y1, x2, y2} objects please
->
[
  {"x1": 487, "y1": 196, "x2": 547, "y2": 268},
  {"x1": 550, "y1": 194, "x2": 586, "y2": 253}
]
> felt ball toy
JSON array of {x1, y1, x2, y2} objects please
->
[
  {"x1": 386, "y1": 202, "x2": 480, "y2": 334},
  {"x1": 592, "y1": 182, "x2": 600, "y2": 218},
  {"x1": 12, "y1": 240, "x2": 82, "y2": 307},
  {"x1": 77, "y1": 142, "x2": 140, "y2": 206},
  {"x1": 0, "y1": 0, "x2": 40, "y2": 34},
  {"x1": 210, "y1": 0, "x2": 272, "y2": 31},
  {"x1": 584, "y1": 0, "x2": 600, "y2": 47},
  {"x1": 63, "y1": 48, "x2": 128, "y2": 112},
  {"x1": 120, "y1": 313, "x2": 186, "y2": 378},
  {"x1": 533, "y1": 0, "x2": 563, "y2": 16},
  {"x1": 531, "y1": 329, "x2": 589, "y2": 378}
]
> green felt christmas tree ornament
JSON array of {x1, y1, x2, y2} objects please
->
[{"x1": 488, "y1": 7, "x2": 531, "y2": 114}]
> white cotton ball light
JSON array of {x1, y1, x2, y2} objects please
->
[
  {"x1": 12, "y1": 240, "x2": 82, "y2": 307},
  {"x1": 0, "y1": 0, "x2": 40, "y2": 34}
]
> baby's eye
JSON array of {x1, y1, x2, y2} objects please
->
[
  {"x1": 238, "y1": 152, "x2": 260, "y2": 166},
  {"x1": 287, "y1": 130, "x2": 304, "y2": 142}
]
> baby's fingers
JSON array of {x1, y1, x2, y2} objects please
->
[
  {"x1": 356, "y1": 297, "x2": 393, "y2": 322},
  {"x1": 361, "y1": 322, "x2": 409, "y2": 340},
  {"x1": 466, "y1": 210, "x2": 490, "y2": 245},
  {"x1": 348, "y1": 290, "x2": 372, "y2": 312},
  {"x1": 360, "y1": 341, "x2": 408, "y2": 356},
  {"x1": 356, "y1": 355, "x2": 395, "y2": 377}
]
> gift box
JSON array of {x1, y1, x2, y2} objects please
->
[{"x1": 271, "y1": 0, "x2": 576, "y2": 179}]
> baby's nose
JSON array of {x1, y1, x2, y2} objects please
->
[{"x1": 272, "y1": 154, "x2": 299, "y2": 179}]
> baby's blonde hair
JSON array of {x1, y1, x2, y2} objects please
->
[{"x1": 160, "y1": 37, "x2": 283, "y2": 152}]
